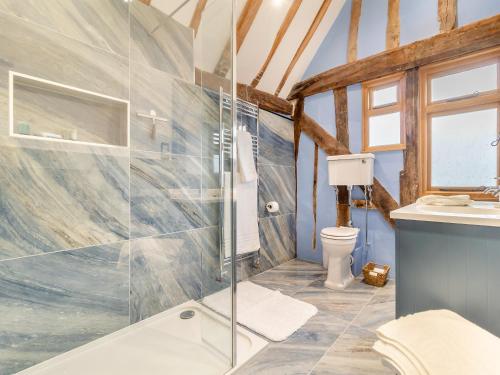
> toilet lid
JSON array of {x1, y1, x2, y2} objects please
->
[{"x1": 321, "y1": 226, "x2": 359, "y2": 238}]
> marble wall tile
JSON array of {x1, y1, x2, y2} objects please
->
[
  {"x1": 130, "y1": 62, "x2": 202, "y2": 155},
  {"x1": 13, "y1": 81, "x2": 128, "y2": 146},
  {"x1": 130, "y1": 1, "x2": 194, "y2": 82},
  {"x1": 130, "y1": 227, "x2": 226, "y2": 323},
  {"x1": 257, "y1": 214, "x2": 297, "y2": 275},
  {"x1": 258, "y1": 164, "x2": 296, "y2": 218},
  {"x1": 0, "y1": 242, "x2": 129, "y2": 375},
  {"x1": 0, "y1": 11, "x2": 129, "y2": 135},
  {"x1": 0, "y1": 0, "x2": 130, "y2": 57},
  {"x1": 130, "y1": 152, "x2": 203, "y2": 238},
  {"x1": 0, "y1": 142, "x2": 129, "y2": 261},
  {"x1": 258, "y1": 109, "x2": 294, "y2": 166}
]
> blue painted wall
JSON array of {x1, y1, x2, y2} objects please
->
[{"x1": 297, "y1": 0, "x2": 500, "y2": 276}]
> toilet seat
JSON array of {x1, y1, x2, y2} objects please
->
[{"x1": 320, "y1": 227, "x2": 359, "y2": 240}]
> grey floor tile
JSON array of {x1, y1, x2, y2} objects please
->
[
  {"x1": 236, "y1": 344, "x2": 325, "y2": 375},
  {"x1": 293, "y1": 279, "x2": 377, "y2": 322},
  {"x1": 352, "y1": 282, "x2": 395, "y2": 332},
  {"x1": 311, "y1": 326, "x2": 394, "y2": 375},
  {"x1": 249, "y1": 259, "x2": 327, "y2": 295}
]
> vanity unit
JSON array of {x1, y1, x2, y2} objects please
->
[{"x1": 391, "y1": 202, "x2": 500, "y2": 336}]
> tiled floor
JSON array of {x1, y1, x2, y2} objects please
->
[{"x1": 234, "y1": 259, "x2": 396, "y2": 375}]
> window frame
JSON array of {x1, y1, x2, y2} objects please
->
[
  {"x1": 362, "y1": 72, "x2": 406, "y2": 152},
  {"x1": 419, "y1": 47, "x2": 500, "y2": 200}
]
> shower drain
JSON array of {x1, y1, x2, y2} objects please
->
[{"x1": 180, "y1": 310, "x2": 195, "y2": 319}]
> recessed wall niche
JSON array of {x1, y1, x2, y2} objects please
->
[{"x1": 9, "y1": 71, "x2": 129, "y2": 147}]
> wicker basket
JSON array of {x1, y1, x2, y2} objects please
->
[{"x1": 362, "y1": 262, "x2": 390, "y2": 287}]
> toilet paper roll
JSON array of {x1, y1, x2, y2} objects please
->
[{"x1": 266, "y1": 201, "x2": 279, "y2": 213}]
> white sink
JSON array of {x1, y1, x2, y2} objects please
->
[{"x1": 391, "y1": 201, "x2": 500, "y2": 227}]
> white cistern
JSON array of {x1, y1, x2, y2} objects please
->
[{"x1": 321, "y1": 153, "x2": 374, "y2": 290}]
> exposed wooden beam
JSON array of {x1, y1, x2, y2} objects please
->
[
  {"x1": 386, "y1": 0, "x2": 400, "y2": 49},
  {"x1": 399, "y1": 68, "x2": 419, "y2": 206},
  {"x1": 294, "y1": 98, "x2": 304, "y2": 234},
  {"x1": 251, "y1": 0, "x2": 303, "y2": 88},
  {"x1": 347, "y1": 0, "x2": 362, "y2": 63},
  {"x1": 312, "y1": 143, "x2": 319, "y2": 249},
  {"x1": 333, "y1": 87, "x2": 350, "y2": 227},
  {"x1": 274, "y1": 0, "x2": 332, "y2": 96},
  {"x1": 438, "y1": 0, "x2": 457, "y2": 33},
  {"x1": 353, "y1": 199, "x2": 376, "y2": 209},
  {"x1": 189, "y1": 0, "x2": 208, "y2": 37},
  {"x1": 237, "y1": 0, "x2": 263, "y2": 53},
  {"x1": 195, "y1": 69, "x2": 293, "y2": 115},
  {"x1": 237, "y1": 82, "x2": 293, "y2": 116},
  {"x1": 294, "y1": 98, "x2": 304, "y2": 162},
  {"x1": 213, "y1": 40, "x2": 232, "y2": 78},
  {"x1": 195, "y1": 67, "x2": 231, "y2": 92},
  {"x1": 214, "y1": 0, "x2": 264, "y2": 78},
  {"x1": 299, "y1": 112, "x2": 399, "y2": 226},
  {"x1": 288, "y1": 14, "x2": 500, "y2": 99}
]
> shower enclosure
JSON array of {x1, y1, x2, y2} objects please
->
[{"x1": 0, "y1": 0, "x2": 237, "y2": 374}]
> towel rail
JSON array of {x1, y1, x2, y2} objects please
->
[{"x1": 217, "y1": 97, "x2": 260, "y2": 279}]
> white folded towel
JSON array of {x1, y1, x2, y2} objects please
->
[
  {"x1": 237, "y1": 130, "x2": 257, "y2": 182},
  {"x1": 375, "y1": 309, "x2": 500, "y2": 375},
  {"x1": 416, "y1": 194, "x2": 472, "y2": 206},
  {"x1": 236, "y1": 172, "x2": 260, "y2": 255},
  {"x1": 373, "y1": 340, "x2": 422, "y2": 375}
]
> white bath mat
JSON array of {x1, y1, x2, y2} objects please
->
[{"x1": 203, "y1": 281, "x2": 317, "y2": 342}]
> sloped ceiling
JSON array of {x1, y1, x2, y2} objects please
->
[{"x1": 151, "y1": 0, "x2": 345, "y2": 98}]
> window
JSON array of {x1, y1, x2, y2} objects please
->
[
  {"x1": 362, "y1": 73, "x2": 405, "y2": 152},
  {"x1": 419, "y1": 47, "x2": 500, "y2": 199}
]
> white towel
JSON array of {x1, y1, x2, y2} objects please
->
[
  {"x1": 373, "y1": 340, "x2": 422, "y2": 375},
  {"x1": 223, "y1": 172, "x2": 232, "y2": 259},
  {"x1": 375, "y1": 309, "x2": 500, "y2": 375},
  {"x1": 237, "y1": 130, "x2": 257, "y2": 182},
  {"x1": 236, "y1": 173, "x2": 260, "y2": 255},
  {"x1": 203, "y1": 281, "x2": 317, "y2": 341},
  {"x1": 416, "y1": 194, "x2": 472, "y2": 206}
]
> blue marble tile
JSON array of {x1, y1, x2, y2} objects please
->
[
  {"x1": 0, "y1": 242, "x2": 129, "y2": 375},
  {"x1": 258, "y1": 109, "x2": 294, "y2": 166},
  {"x1": 130, "y1": 152, "x2": 203, "y2": 238},
  {"x1": 130, "y1": 63, "x2": 203, "y2": 155},
  {"x1": 258, "y1": 164, "x2": 296, "y2": 217},
  {"x1": 130, "y1": 227, "x2": 226, "y2": 322},
  {"x1": 237, "y1": 105, "x2": 258, "y2": 137},
  {"x1": 130, "y1": 1, "x2": 194, "y2": 82},
  {"x1": 198, "y1": 226, "x2": 230, "y2": 298},
  {"x1": 201, "y1": 156, "x2": 221, "y2": 228},
  {"x1": 0, "y1": 11, "x2": 129, "y2": 133},
  {"x1": 0, "y1": 0, "x2": 130, "y2": 57},
  {"x1": 0, "y1": 140, "x2": 129, "y2": 261},
  {"x1": 257, "y1": 214, "x2": 296, "y2": 274}
]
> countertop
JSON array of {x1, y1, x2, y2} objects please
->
[{"x1": 390, "y1": 201, "x2": 500, "y2": 227}]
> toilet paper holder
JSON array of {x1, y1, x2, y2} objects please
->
[{"x1": 266, "y1": 201, "x2": 279, "y2": 213}]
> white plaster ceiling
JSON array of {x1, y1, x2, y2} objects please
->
[{"x1": 151, "y1": 0, "x2": 345, "y2": 98}]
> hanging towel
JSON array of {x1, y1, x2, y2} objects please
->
[
  {"x1": 236, "y1": 173, "x2": 260, "y2": 254},
  {"x1": 237, "y1": 130, "x2": 257, "y2": 182},
  {"x1": 236, "y1": 130, "x2": 260, "y2": 255},
  {"x1": 416, "y1": 194, "x2": 472, "y2": 206},
  {"x1": 374, "y1": 309, "x2": 500, "y2": 375},
  {"x1": 223, "y1": 172, "x2": 232, "y2": 259}
]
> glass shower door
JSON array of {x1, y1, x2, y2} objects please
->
[{"x1": 0, "y1": 0, "x2": 236, "y2": 374}]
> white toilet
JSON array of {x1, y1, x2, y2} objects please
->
[
  {"x1": 321, "y1": 153, "x2": 374, "y2": 290},
  {"x1": 321, "y1": 226, "x2": 359, "y2": 290}
]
